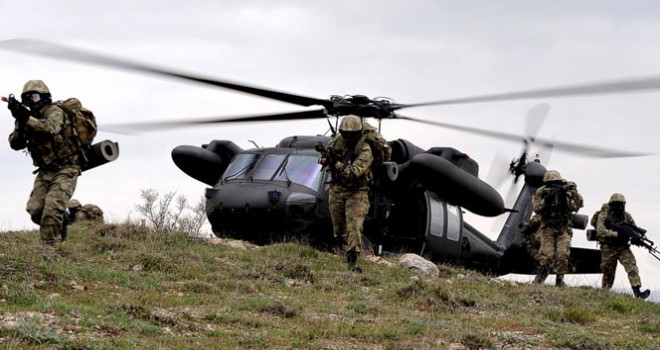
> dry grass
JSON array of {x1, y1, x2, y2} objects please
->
[{"x1": 0, "y1": 223, "x2": 658, "y2": 349}]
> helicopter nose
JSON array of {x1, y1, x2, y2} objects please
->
[{"x1": 205, "y1": 184, "x2": 317, "y2": 242}]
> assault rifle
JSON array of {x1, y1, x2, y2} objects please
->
[
  {"x1": 2, "y1": 94, "x2": 31, "y2": 139},
  {"x1": 605, "y1": 220, "x2": 660, "y2": 262},
  {"x1": 314, "y1": 142, "x2": 340, "y2": 171},
  {"x1": 2, "y1": 94, "x2": 31, "y2": 119}
]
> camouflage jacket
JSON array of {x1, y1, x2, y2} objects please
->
[
  {"x1": 9, "y1": 103, "x2": 80, "y2": 170},
  {"x1": 596, "y1": 209, "x2": 635, "y2": 246},
  {"x1": 533, "y1": 183, "x2": 580, "y2": 227},
  {"x1": 327, "y1": 135, "x2": 374, "y2": 190}
]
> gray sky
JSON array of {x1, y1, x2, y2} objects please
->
[{"x1": 2, "y1": 0, "x2": 660, "y2": 293}]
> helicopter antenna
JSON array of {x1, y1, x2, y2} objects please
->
[
  {"x1": 248, "y1": 140, "x2": 260, "y2": 148},
  {"x1": 325, "y1": 116, "x2": 336, "y2": 136}
]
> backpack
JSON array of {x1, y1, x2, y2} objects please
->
[
  {"x1": 360, "y1": 122, "x2": 391, "y2": 170},
  {"x1": 540, "y1": 184, "x2": 573, "y2": 223},
  {"x1": 55, "y1": 98, "x2": 97, "y2": 166},
  {"x1": 590, "y1": 203, "x2": 609, "y2": 228}
]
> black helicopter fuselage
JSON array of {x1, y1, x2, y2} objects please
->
[
  {"x1": 172, "y1": 135, "x2": 600, "y2": 276},
  {"x1": 205, "y1": 145, "x2": 330, "y2": 244}
]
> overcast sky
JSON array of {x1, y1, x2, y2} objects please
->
[{"x1": 1, "y1": 0, "x2": 660, "y2": 293}]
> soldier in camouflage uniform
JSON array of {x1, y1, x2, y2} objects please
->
[
  {"x1": 596, "y1": 193, "x2": 650, "y2": 299},
  {"x1": 532, "y1": 170, "x2": 581, "y2": 286},
  {"x1": 321, "y1": 115, "x2": 373, "y2": 271},
  {"x1": 7, "y1": 80, "x2": 81, "y2": 245},
  {"x1": 522, "y1": 214, "x2": 545, "y2": 281},
  {"x1": 68, "y1": 199, "x2": 104, "y2": 224}
]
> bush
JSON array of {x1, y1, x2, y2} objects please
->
[{"x1": 135, "y1": 188, "x2": 207, "y2": 236}]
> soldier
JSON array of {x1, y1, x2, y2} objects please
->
[
  {"x1": 532, "y1": 170, "x2": 581, "y2": 286},
  {"x1": 596, "y1": 193, "x2": 650, "y2": 299},
  {"x1": 68, "y1": 199, "x2": 105, "y2": 224},
  {"x1": 522, "y1": 214, "x2": 546, "y2": 282},
  {"x1": 321, "y1": 115, "x2": 373, "y2": 271},
  {"x1": 7, "y1": 80, "x2": 81, "y2": 245}
]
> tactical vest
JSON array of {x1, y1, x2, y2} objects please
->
[
  {"x1": 25, "y1": 104, "x2": 80, "y2": 169},
  {"x1": 330, "y1": 134, "x2": 373, "y2": 188}
]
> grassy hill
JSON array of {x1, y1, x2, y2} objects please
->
[{"x1": 0, "y1": 224, "x2": 658, "y2": 350}]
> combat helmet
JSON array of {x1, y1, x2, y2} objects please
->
[
  {"x1": 22, "y1": 80, "x2": 50, "y2": 94},
  {"x1": 68, "y1": 199, "x2": 82, "y2": 209},
  {"x1": 21, "y1": 80, "x2": 52, "y2": 111},
  {"x1": 609, "y1": 193, "x2": 626, "y2": 204},
  {"x1": 338, "y1": 115, "x2": 363, "y2": 143},
  {"x1": 543, "y1": 170, "x2": 563, "y2": 183}
]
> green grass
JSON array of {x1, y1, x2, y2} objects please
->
[{"x1": 0, "y1": 223, "x2": 659, "y2": 349}]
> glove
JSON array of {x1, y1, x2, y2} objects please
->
[
  {"x1": 615, "y1": 228, "x2": 631, "y2": 243},
  {"x1": 334, "y1": 161, "x2": 344, "y2": 170},
  {"x1": 8, "y1": 100, "x2": 30, "y2": 124}
]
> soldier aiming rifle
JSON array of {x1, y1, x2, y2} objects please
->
[{"x1": 596, "y1": 193, "x2": 651, "y2": 299}]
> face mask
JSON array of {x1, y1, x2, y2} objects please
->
[
  {"x1": 22, "y1": 92, "x2": 41, "y2": 108},
  {"x1": 610, "y1": 202, "x2": 625, "y2": 213}
]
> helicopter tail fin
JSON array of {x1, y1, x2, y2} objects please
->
[{"x1": 495, "y1": 160, "x2": 546, "y2": 249}]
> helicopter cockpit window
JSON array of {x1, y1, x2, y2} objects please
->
[
  {"x1": 252, "y1": 154, "x2": 287, "y2": 180},
  {"x1": 274, "y1": 155, "x2": 323, "y2": 190},
  {"x1": 222, "y1": 153, "x2": 258, "y2": 181}
]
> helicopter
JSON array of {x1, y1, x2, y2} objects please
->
[{"x1": 0, "y1": 39, "x2": 655, "y2": 276}]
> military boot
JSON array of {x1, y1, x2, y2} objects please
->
[
  {"x1": 533, "y1": 266, "x2": 549, "y2": 284},
  {"x1": 555, "y1": 274, "x2": 567, "y2": 287},
  {"x1": 632, "y1": 286, "x2": 650, "y2": 299},
  {"x1": 346, "y1": 251, "x2": 361, "y2": 273}
]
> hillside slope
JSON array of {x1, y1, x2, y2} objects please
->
[{"x1": 1, "y1": 224, "x2": 658, "y2": 349}]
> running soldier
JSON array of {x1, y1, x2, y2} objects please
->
[
  {"x1": 7, "y1": 80, "x2": 81, "y2": 245},
  {"x1": 596, "y1": 193, "x2": 650, "y2": 299},
  {"x1": 532, "y1": 170, "x2": 582, "y2": 286},
  {"x1": 320, "y1": 115, "x2": 373, "y2": 271}
]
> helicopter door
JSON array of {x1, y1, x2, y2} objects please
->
[{"x1": 425, "y1": 192, "x2": 463, "y2": 263}]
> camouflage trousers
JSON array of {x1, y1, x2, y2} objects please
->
[
  {"x1": 599, "y1": 244, "x2": 641, "y2": 289},
  {"x1": 26, "y1": 165, "x2": 80, "y2": 244},
  {"x1": 526, "y1": 230, "x2": 543, "y2": 270},
  {"x1": 538, "y1": 225, "x2": 572, "y2": 274},
  {"x1": 329, "y1": 185, "x2": 370, "y2": 254}
]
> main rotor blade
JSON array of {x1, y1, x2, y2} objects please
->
[
  {"x1": 102, "y1": 109, "x2": 327, "y2": 132},
  {"x1": 397, "y1": 114, "x2": 652, "y2": 158},
  {"x1": 0, "y1": 38, "x2": 326, "y2": 107},
  {"x1": 532, "y1": 138, "x2": 651, "y2": 158},
  {"x1": 524, "y1": 103, "x2": 550, "y2": 140},
  {"x1": 397, "y1": 115, "x2": 523, "y2": 143},
  {"x1": 396, "y1": 76, "x2": 660, "y2": 109}
]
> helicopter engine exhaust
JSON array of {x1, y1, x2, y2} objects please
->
[
  {"x1": 172, "y1": 140, "x2": 242, "y2": 186},
  {"x1": 381, "y1": 161, "x2": 399, "y2": 182},
  {"x1": 411, "y1": 153, "x2": 504, "y2": 216}
]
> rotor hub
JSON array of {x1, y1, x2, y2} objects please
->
[{"x1": 327, "y1": 95, "x2": 395, "y2": 119}]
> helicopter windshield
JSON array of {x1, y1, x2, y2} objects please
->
[
  {"x1": 274, "y1": 155, "x2": 323, "y2": 190},
  {"x1": 222, "y1": 153, "x2": 258, "y2": 181},
  {"x1": 222, "y1": 153, "x2": 322, "y2": 191},
  {"x1": 252, "y1": 154, "x2": 287, "y2": 180}
]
